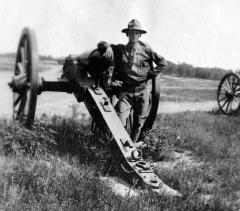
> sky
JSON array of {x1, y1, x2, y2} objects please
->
[{"x1": 0, "y1": 0, "x2": 240, "y2": 70}]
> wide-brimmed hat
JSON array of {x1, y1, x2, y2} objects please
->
[{"x1": 121, "y1": 19, "x2": 147, "y2": 34}]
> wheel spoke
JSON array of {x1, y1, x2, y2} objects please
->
[
  {"x1": 218, "y1": 91, "x2": 227, "y2": 95},
  {"x1": 13, "y1": 93, "x2": 20, "y2": 120},
  {"x1": 232, "y1": 77, "x2": 239, "y2": 90},
  {"x1": 225, "y1": 100, "x2": 231, "y2": 113},
  {"x1": 218, "y1": 95, "x2": 227, "y2": 102},
  {"x1": 233, "y1": 98, "x2": 239, "y2": 110},
  {"x1": 225, "y1": 79, "x2": 232, "y2": 91},
  {"x1": 227, "y1": 76, "x2": 233, "y2": 90},
  {"x1": 17, "y1": 62, "x2": 24, "y2": 74},
  {"x1": 220, "y1": 98, "x2": 229, "y2": 109},
  {"x1": 17, "y1": 91, "x2": 27, "y2": 116},
  {"x1": 20, "y1": 46, "x2": 26, "y2": 72},
  {"x1": 24, "y1": 90, "x2": 30, "y2": 115},
  {"x1": 232, "y1": 99, "x2": 237, "y2": 111},
  {"x1": 230, "y1": 76, "x2": 235, "y2": 89},
  {"x1": 235, "y1": 87, "x2": 240, "y2": 92},
  {"x1": 24, "y1": 39, "x2": 29, "y2": 65},
  {"x1": 13, "y1": 94, "x2": 22, "y2": 107},
  {"x1": 221, "y1": 83, "x2": 230, "y2": 92}
]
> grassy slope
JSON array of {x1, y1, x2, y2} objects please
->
[{"x1": 1, "y1": 111, "x2": 239, "y2": 210}]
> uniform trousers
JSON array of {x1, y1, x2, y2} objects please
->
[{"x1": 115, "y1": 85, "x2": 151, "y2": 143}]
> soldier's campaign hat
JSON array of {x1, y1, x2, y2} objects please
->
[{"x1": 121, "y1": 19, "x2": 147, "y2": 34}]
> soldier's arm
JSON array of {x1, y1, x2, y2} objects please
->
[
  {"x1": 145, "y1": 44, "x2": 167, "y2": 78},
  {"x1": 97, "y1": 42, "x2": 123, "y2": 87}
]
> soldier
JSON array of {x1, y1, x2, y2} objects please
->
[{"x1": 98, "y1": 19, "x2": 167, "y2": 148}]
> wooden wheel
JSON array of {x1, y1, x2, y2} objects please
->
[
  {"x1": 143, "y1": 74, "x2": 161, "y2": 130},
  {"x1": 10, "y1": 28, "x2": 38, "y2": 127},
  {"x1": 217, "y1": 72, "x2": 240, "y2": 115}
]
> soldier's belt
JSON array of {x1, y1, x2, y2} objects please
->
[{"x1": 121, "y1": 83, "x2": 148, "y2": 92}]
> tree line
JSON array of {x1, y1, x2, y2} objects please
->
[
  {"x1": 0, "y1": 53, "x2": 232, "y2": 80},
  {"x1": 164, "y1": 61, "x2": 232, "y2": 80}
]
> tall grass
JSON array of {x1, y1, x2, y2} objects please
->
[{"x1": 0, "y1": 113, "x2": 237, "y2": 210}]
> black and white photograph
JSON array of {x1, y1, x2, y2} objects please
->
[{"x1": 0, "y1": 0, "x2": 240, "y2": 210}]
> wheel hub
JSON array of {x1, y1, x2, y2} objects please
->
[
  {"x1": 226, "y1": 91, "x2": 234, "y2": 101},
  {"x1": 9, "y1": 74, "x2": 29, "y2": 93}
]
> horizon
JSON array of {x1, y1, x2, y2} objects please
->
[
  {"x1": 1, "y1": 0, "x2": 240, "y2": 70},
  {"x1": 0, "y1": 51, "x2": 233, "y2": 71}
]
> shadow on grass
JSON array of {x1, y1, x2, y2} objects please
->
[
  {"x1": 0, "y1": 115, "x2": 110, "y2": 168},
  {"x1": 208, "y1": 108, "x2": 240, "y2": 117},
  {"x1": 33, "y1": 114, "x2": 113, "y2": 171}
]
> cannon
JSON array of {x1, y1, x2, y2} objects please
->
[
  {"x1": 217, "y1": 72, "x2": 240, "y2": 114},
  {"x1": 8, "y1": 27, "x2": 179, "y2": 196}
]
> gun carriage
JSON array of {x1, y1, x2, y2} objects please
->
[
  {"x1": 8, "y1": 27, "x2": 179, "y2": 196},
  {"x1": 217, "y1": 72, "x2": 240, "y2": 114}
]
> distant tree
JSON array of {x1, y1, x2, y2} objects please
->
[
  {"x1": 164, "y1": 61, "x2": 232, "y2": 80},
  {"x1": 39, "y1": 54, "x2": 56, "y2": 61}
]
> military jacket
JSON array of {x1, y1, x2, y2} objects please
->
[{"x1": 108, "y1": 41, "x2": 167, "y2": 86}]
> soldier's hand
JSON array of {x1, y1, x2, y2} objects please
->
[
  {"x1": 103, "y1": 47, "x2": 113, "y2": 60},
  {"x1": 110, "y1": 80, "x2": 123, "y2": 88},
  {"x1": 153, "y1": 66, "x2": 164, "y2": 73}
]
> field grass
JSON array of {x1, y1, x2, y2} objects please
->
[
  {"x1": 151, "y1": 111, "x2": 240, "y2": 207},
  {"x1": 160, "y1": 75, "x2": 218, "y2": 102},
  {"x1": 161, "y1": 75, "x2": 218, "y2": 89},
  {"x1": 0, "y1": 110, "x2": 239, "y2": 210},
  {"x1": 160, "y1": 88, "x2": 217, "y2": 102}
]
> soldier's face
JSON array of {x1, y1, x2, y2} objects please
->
[{"x1": 127, "y1": 30, "x2": 141, "y2": 43}]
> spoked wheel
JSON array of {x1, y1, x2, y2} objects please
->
[
  {"x1": 217, "y1": 72, "x2": 240, "y2": 115},
  {"x1": 9, "y1": 28, "x2": 38, "y2": 127}
]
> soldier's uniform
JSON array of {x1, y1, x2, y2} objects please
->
[{"x1": 99, "y1": 19, "x2": 167, "y2": 145}]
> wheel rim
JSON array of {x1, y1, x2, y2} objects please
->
[
  {"x1": 143, "y1": 75, "x2": 161, "y2": 131},
  {"x1": 217, "y1": 72, "x2": 240, "y2": 115},
  {"x1": 12, "y1": 28, "x2": 38, "y2": 127}
]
